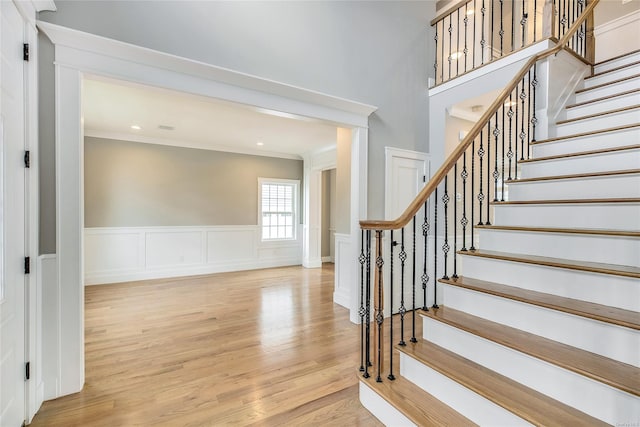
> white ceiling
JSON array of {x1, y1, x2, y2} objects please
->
[{"x1": 82, "y1": 75, "x2": 339, "y2": 159}]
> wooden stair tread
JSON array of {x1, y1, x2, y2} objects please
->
[
  {"x1": 475, "y1": 224, "x2": 640, "y2": 238},
  {"x1": 398, "y1": 341, "x2": 608, "y2": 427},
  {"x1": 531, "y1": 123, "x2": 639, "y2": 145},
  {"x1": 587, "y1": 61, "x2": 640, "y2": 80},
  {"x1": 358, "y1": 373, "x2": 477, "y2": 426},
  {"x1": 460, "y1": 249, "x2": 640, "y2": 280},
  {"x1": 575, "y1": 74, "x2": 640, "y2": 94},
  {"x1": 556, "y1": 104, "x2": 640, "y2": 125},
  {"x1": 567, "y1": 88, "x2": 640, "y2": 109},
  {"x1": 506, "y1": 168, "x2": 640, "y2": 183},
  {"x1": 594, "y1": 49, "x2": 640, "y2": 67},
  {"x1": 492, "y1": 197, "x2": 640, "y2": 205},
  {"x1": 520, "y1": 144, "x2": 640, "y2": 163},
  {"x1": 421, "y1": 305, "x2": 640, "y2": 396}
]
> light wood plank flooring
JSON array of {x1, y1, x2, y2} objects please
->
[{"x1": 30, "y1": 264, "x2": 382, "y2": 426}]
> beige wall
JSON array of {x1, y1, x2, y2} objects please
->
[
  {"x1": 336, "y1": 128, "x2": 352, "y2": 234},
  {"x1": 321, "y1": 169, "x2": 336, "y2": 258},
  {"x1": 84, "y1": 137, "x2": 303, "y2": 227}
]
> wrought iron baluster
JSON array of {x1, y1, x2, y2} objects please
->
[
  {"x1": 520, "y1": 77, "x2": 527, "y2": 160},
  {"x1": 464, "y1": 3, "x2": 469, "y2": 72},
  {"x1": 453, "y1": 163, "x2": 458, "y2": 279},
  {"x1": 514, "y1": 84, "x2": 519, "y2": 176},
  {"x1": 433, "y1": 190, "x2": 440, "y2": 309},
  {"x1": 499, "y1": 0, "x2": 504, "y2": 56},
  {"x1": 534, "y1": 0, "x2": 538, "y2": 41},
  {"x1": 398, "y1": 227, "x2": 407, "y2": 346},
  {"x1": 490, "y1": 0, "x2": 495, "y2": 60},
  {"x1": 434, "y1": 23, "x2": 439, "y2": 85},
  {"x1": 422, "y1": 201, "x2": 430, "y2": 310},
  {"x1": 507, "y1": 93, "x2": 514, "y2": 181},
  {"x1": 449, "y1": 14, "x2": 453, "y2": 80},
  {"x1": 481, "y1": 0, "x2": 486, "y2": 64},
  {"x1": 442, "y1": 176, "x2": 450, "y2": 280},
  {"x1": 388, "y1": 230, "x2": 395, "y2": 381},
  {"x1": 493, "y1": 111, "x2": 500, "y2": 202},
  {"x1": 521, "y1": 0, "x2": 527, "y2": 48},
  {"x1": 512, "y1": 0, "x2": 516, "y2": 52},
  {"x1": 457, "y1": 8, "x2": 461, "y2": 76},
  {"x1": 441, "y1": 20, "x2": 445, "y2": 83},
  {"x1": 562, "y1": 0, "x2": 568, "y2": 36},
  {"x1": 411, "y1": 217, "x2": 418, "y2": 343},
  {"x1": 473, "y1": 0, "x2": 477, "y2": 69},
  {"x1": 501, "y1": 103, "x2": 505, "y2": 201},
  {"x1": 359, "y1": 230, "x2": 366, "y2": 373},
  {"x1": 486, "y1": 118, "x2": 492, "y2": 225},
  {"x1": 470, "y1": 139, "x2": 476, "y2": 251},
  {"x1": 375, "y1": 230, "x2": 384, "y2": 383},
  {"x1": 461, "y1": 152, "x2": 469, "y2": 252},
  {"x1": 527, "y1": 69, "x2": 532, "y2": 159},
  {"x1": 363, "y1": 230, "x2": 371, "y2": 378},
  {"x1": 478, "y1": 129, "x2": 485, "y2": 225}
]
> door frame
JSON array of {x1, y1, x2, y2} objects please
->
[
  {"x1": 37, "y1": 21, "x2": 375, "y2": 398},
  {"x1": 384, "y1": 147, "x2": 430, "y2": 221}
]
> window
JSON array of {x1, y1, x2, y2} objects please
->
[{"x1": 259, "y1": 178, "x2": 299, "y2": 241}]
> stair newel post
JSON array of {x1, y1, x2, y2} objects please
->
[
  {"x1": 486, "y1": 118, "x2": 492, "y2": 225},
  {"x1": 422, "y1": 200, "x2": 430, "y2": 310},
  {"x1": 461, "y1": 151, "x2": 469, "y2": 252},
  {"x1": 493, "y1": 111, "x2": 500, "y2": 202},
  {"x1": 411, "y1": 217, "x2": 418, "y2": 343},
  {"x1": 433, "y1": 189, "x2": 440, "y2": 309},
  {"x1": 478, "y1": 129, "x2": 485, "y2": 225},
  {"x1": 364, "y1": 230, "x2": 372, "y2": 378},
  {"x1": 442, "y1": 176, "x2": 451, "y2": 280},
  {"x1": 359, "y1": 230, "x2": 366, "y2": 373},
  {"x1": 453, "y1": 162, "x2": 459, "y2": 279},
  {"x1": 398, "y1": 227, "x2": 407, "y2": 346},
  {"x1": 470, "y1": 138, "x2": 476, "y2": 251},
  {"x1": 374, "y1": 230, "x2": 384, "y2": 383},
  {"x1": 388, "y1": 230, "x2": 396, "y2": 381}
]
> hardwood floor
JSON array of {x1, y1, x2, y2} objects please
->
[{"x1": 30, "y1": 264, "x2": 382, "y2": 426}]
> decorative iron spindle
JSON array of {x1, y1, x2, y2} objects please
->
[
  {"x1": 398, "y1": 228, "x2": 407, "y2": 346},
  {"x1": 422, "y1": 201, "x2": 430, "y2": 310},
  {"x1": 363, "y1": 230, "x2": 371, "y2": 378},
  {"x1": 470, "y1": 139, "x2": 476, "y2": 251},
  {"x1": 527, "y1": 70, "x2": 532, "y2": 159},
  {"x1": 457, "y1": 8, "x2": 461, "y2": 76},
  {"x1": 359, "y1": 230, "x2": 366, "y2": 373},
  {"x1": 534, "y1": 0, "x2": 538, "y2": 41},
  {"x1": 461, "y1": 151, "x2": 468, "y2": 252},
  {"x1": 507, "y1": 93, "x2": 514, "y2": 180},
  {"x1": 449, "y1": 14, "x2": 453, "y2": 80},
  {"x1": 388, "y1": 230, "x2": 395, "y2": 381},
  {"x1": 473, "y1": 0, "x2": 477, "y2": 69},
  {"x1": 411, "y1": 217, "x2": 417, "y2": 343},
  {"x1": 493, "y1": 111, "x2": 500, "y2": 202},
  {"x1": 464, "y1": 3, "x2": 469, "y2": 72},
  {"x1": 520, "y1": 77, "x2": 527, "y2": 160},
  {"x1": 486, "y1": 119, "x2": 492, "y2": 225},
  {"x1": 490, "y1": 0, "x2": 495, "y2": 60},
  {"x1": 375, "y1": 230, "x2": 384, "y2": 383},
  {"x1": 515, "y1": 83, "x2": 519, "y2": 171},
  {"x1": 478, "y1": 129, "x2": 485, "y2": 225},
  {"x1": 499, "y1": 0, "x2": 504, "y2": 56},
  {"x1": 532, "y1": 64, "x2": 538, "y2": 145},
  {"x1": 434, "y1": 25, "x2": 439, "y2": 84},
  {"x1": 442, "y1": 176, "x2": 450, "y2": 280},
  {"x1": 433, "y1": 188, "x2": 439, "y2": 309},
  {"x1": 453, "y1": 163, "x2": 459, "y2": 279},
  {"x1": 501, "y1": 101, "x2": 506, "y2": 200},
  {"x1": 512, "y1": 0, "x2": 517, "y2": 52}
]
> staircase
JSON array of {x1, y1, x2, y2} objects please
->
[{"x1": 360, "y1": 50, "x2": 640, "y2": 426}]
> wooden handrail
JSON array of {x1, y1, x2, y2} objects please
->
[{"x1": 361, "y1": 0, "x2": 599, "y2": 231}]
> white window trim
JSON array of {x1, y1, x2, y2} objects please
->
[{"x1": 258, "y1": 177, "x2": 300, "y2": 242}]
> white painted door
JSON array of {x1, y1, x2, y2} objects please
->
[
  {"x1": 0, "y1": 1, "x2": 27, "y2": 426},
  {"x1": 385, "y1": 148, "x2": 428, "y2": 315}
]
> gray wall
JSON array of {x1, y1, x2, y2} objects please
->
[
  {"x1": 38, "y1": 0, "x2": 435, "y2": 252},
  {"x1": 84, "y1": 137, "x2": 303, "y2": 227}
]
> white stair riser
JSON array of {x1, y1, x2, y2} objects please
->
[
  {"x1": 520, "y1": 149, "x2": 640, "y2": 178},
  {"x1": 575, "y1": 77, "x2": 640, "y2": 104},
  {"x1": 555, "y1": 108, "x2": 640, "y2": 136},
  {"x1": 493, "y1": 202, "x2": 640, "y2": 231},
  {"x1": 594, "y1": 53, "x2": 640, "y2": 74},
  {"x1": 359, "y1": 382, "x2": 417, "y2": 427},
  {"x1": 460, "y1": 255, "x2": 640, "y2": 311},
  {"x1": 422, "y1": 318, "x2": 639, "y2": 426},
  {"x1": 442, "y1": 284, "x2": 640, "y2": 367},
  {"x1": 507, "y1": 174, "x2": 640, "y2": 201},
  {"x1": 565, "y1": 91, "x2": 640, "y2": 119},
  {"x1": 584, "y1": 66, "x2": 640, "y2": 89},
  {"x1": 532, "y1": 127, "x2": 640, "y2": 157},
  {"x1": 477, "y1": 228, "x2": 640, "y2": 267},
  {"x1": 400, "y1": 353, "x2": 531, "y2": 426}
]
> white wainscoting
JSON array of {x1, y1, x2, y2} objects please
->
[
  {"x1": 85, "y1": 225, "x2": 302, "y2": 285},
  {"x1": 594, "y1": 10, "x2": 640, "y2": 63}
]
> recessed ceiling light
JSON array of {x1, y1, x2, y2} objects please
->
[
  {"x1": 130, "y1": 125, "x2": 141, "y2": 130},
  {"x1": 256, "y1": 141, "x2": 264, "y2": 146}
]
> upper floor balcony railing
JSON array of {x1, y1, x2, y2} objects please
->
[{"x1": 432, "y1": 0, "x2": 594, "y2": 85}]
